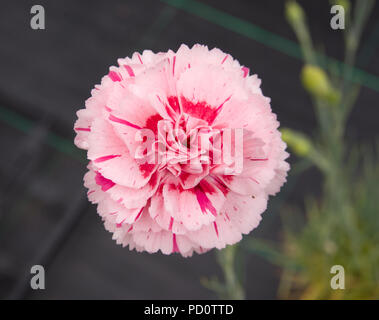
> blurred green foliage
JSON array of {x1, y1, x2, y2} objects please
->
[
  {"x1": 278, "y1": 147, "x2": 379, "y2": 299},
  {"x1": 247, "y1": 0, "x2": 378, "y2": 299}
]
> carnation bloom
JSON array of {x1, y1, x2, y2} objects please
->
[{"x1": 74, "y1": 44, "x2": 289, "y2": 257}]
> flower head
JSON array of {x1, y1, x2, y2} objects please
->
[{"x1": 74, "y1": 44, "x2": 289, "y2": 257}]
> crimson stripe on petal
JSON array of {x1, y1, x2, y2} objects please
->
[
  {"x1": 194, "y1": 187, "x2": 217, "y2": 216},
  {"x1": 116, "y1": 219, "x2": 125, "y2": 228},
  {"x1": 215, "y1": 95, "x2": 232, "y2": 114},
  {"x1": 242, "y1": 67, "x2": 249, "y2": 78},
  {"x1": 109, "y1": 114, "x2": 141, "y2": 129},
  {"x1": 169, "y1": 217, "x2": 174, "y2": 231},
  {"x1": 108, "y1": 71, "x2": 122, "y2": 82},
  {"x1": 213, "y1": 222, "x2": 219, "y2": 237},
  {"x1": 124, "y1": 65, "x2": 135, "y2": 77},
  {"x1": 172, "y1": 56, "x2": 176, "y2": 76},
  {"x1": 172, "y1": 234, "x2": 179, "y2": 253},
  {"x1": 134, "y1": 207, "x2": 144, "y2": 222},
  {"x1": 250, "y1": 177, "x2": 260, "y2": 184},
  {"x1": 221, "y1": 54, "x2": 228, "y2": 64},
  {"x1": 75, "y1": 127, "x2": 91, "y2": 132},
  {"x1": 94, "y1": 155, "x2": 121, "y2": 163},
  {"x1": 94, "y1": 171, "x2": 115, "y2": 191}
]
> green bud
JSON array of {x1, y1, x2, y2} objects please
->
[
  {"x1": 281, "y1": 128, "x2": 312, "y2": 157},
  {"x1": 301, "y1": 64, "x2": 340, "y2": 105},
  {"x1": 285, "y1": 1, "x2": 305, "y2": 25},
  {"x1": 301, "y1": 65, "x2": 330, "y2": 97},
  {"x1": 325, "y1": 89, "x2": 341, "y2": 105}
]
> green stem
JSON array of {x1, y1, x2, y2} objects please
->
[{"x1": 217, "y1": 245, "x2": 245, "y2": 299}]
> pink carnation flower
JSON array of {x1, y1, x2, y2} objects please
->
[{"x1": 74, "y1": 44, "x2": 289, "y2": 257}]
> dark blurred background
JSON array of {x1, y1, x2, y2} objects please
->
[{"x1": 0, "y1": 0, "x2": 378, "y2": 299}]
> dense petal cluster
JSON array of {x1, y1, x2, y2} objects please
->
[{"x1": 74, "y1": 44, "x2": 289, "y2": 257}]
